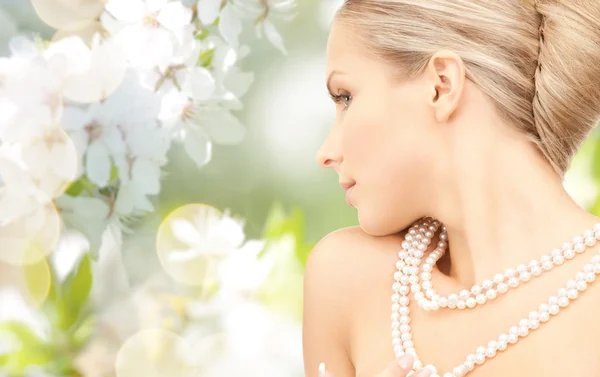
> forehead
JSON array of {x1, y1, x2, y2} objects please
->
[{"x1": 325, "y1": 21, "x2": 361, "y2": 73}]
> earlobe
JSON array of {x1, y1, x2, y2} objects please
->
[{"x1": 428, "y1": 50, "x2": 465, "y2": 123}]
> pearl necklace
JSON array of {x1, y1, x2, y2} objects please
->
[{"x1": 391, "y1": 217, "x2": 600, "y2": 377}]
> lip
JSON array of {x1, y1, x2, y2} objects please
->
[
  {"x1": 345, "y1": 184, "x2": 355, "y2": 205},
  {"x1": 339, "y1": 181, "x2": 356, "y2": 191}
]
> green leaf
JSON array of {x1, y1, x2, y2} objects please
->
[
  {"x1": 57, "y1": 253, "x2": 92, "y2": 331},
  {"x1": 69, "y1": 315, "x2": 95, "y2": 349},
  {"x1": 0, "y1": 321, "x2": 53, "y2": 375},
  {"x1": 194, "y1": 28, "x2": 210, "y2": 41},
  {"x1": 197, "y1": 48, "x2": 215, "y2": 68},
  {"x1": 23, "y1": 257, "x2": 52, "y2": 307}
]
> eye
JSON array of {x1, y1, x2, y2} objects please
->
[{"x1": 329, "y1": 90, "x2": 353, "y2": 109}]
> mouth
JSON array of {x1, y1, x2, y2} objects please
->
[{"x1": 345, "y1": 183, "x2": 355, "y2": 205}]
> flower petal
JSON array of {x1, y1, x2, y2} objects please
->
[
  {"x1": 85, "y1": 141, "x2": 112, "y2": 187},
  {"x1": 202, "y1": 110, "x2": 246, "y2": 145},
  {"x1": 183, "y1": 126, "x2": 212, "y2": 167},
  {"x1": 196, "y1": 0, "x2": 221, "y2": 26},
  {"x1": 218, "y1": 3, "x2": 242, "y2": 48},
  {"x1": 262, "y1": 19, "x2": 287, "y2": 55}
]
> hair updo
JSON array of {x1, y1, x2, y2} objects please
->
[{"x1": 335, "y1": 0, "x2": 600, "y2": 178}]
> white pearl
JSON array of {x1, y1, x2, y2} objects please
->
[
  {"x1": 497, "y1": 283, "x2": 509, "y2": 293},
  {"x1": 391, "y1": 312, "x2": 400, "y2": 321},
  {"x1": 573, "y1": 236, "x2": 584, "y2": 245},
  {"x1": 466, "y1": 298, "x2": 476, "y2": 308},
  {"x1": 497, "y1": 340, "x2": 507, "y2": 351},
  {"x1": 463, "y1": 360, "x2": 475, "y2": 371},
  {"x1": 400, "y1": 307, "x2": 410, "y2": 316},
  {"x1": 401, "y1": 333, "x2": 412, "y2": 341},
  {"x1": 493, "y1": 274, "x2": 504, "y2": 284},
  {"x1": 459, "y1": 289, "x2": 470, "y2": 300},
  {"x1": 549, "y1": 304, "x2": 560, "y2": 315},
  {"x1": 422, "y1": 281, "x2": 433, "y2": 290},
  {"x1": 505, "y1": 268, "x2": 516, "y2": 278},
  {"x1": 552, "y1": 255, "x2": 564, "y2": 265},
  {"x1": 558, "y1": 297, "x2": 569, "y2": 307},
  {"x1": 508, "y1": 277, "x2": 519, "y2": 287},
  {"x1": 400, "y1": 324, "x2": 411, "y2": 333},
  {"x1": 400, "y1": 316, "x2": 410, "y2": 325},
  {"x1": 476, "y1": 294, "x2": 487, "y2": 304},
  {"x1": 531, "y1": 266, "x2": 542, "y2": 276},
  {"x1": 486, "y1": 289, "x2": 498, "y2": 299},
  {"x1": 539, "y1": 312, "x2": 550, "y2": 322},
  {"x1": 404, "y1": 340, "x2": 414, "y2": 349},
  {"x1": 474, "y1": 354, "x2": 486, "y2": 364},
  {"x1": 542, "y1": 261, "x2": 553, "y2": 270},
  {"x1": 574, "y1": 243, "x2": 585, "y2": 253},
  {"x1": 567, "y1": 289, "x2": 578, "y2": 299},
  {"x1": 424, "y1": 365, "x2": 437, "y2": 374},
  {"x1": 400, "y1": 296, "x2": 410, "y2": 306},
  {"x1": 520, "y1": 272, "x2": 531, "y2": 282},
  {"x1": 586, "y1": 237, "x2": 597, "y2": 246},
  {"x1": 457, "y1": 300, "x2": 466, "y2": 309},
  {"x1": 392, "y1": 321, "x2": 400, "y2": 329},
  {"x1": 393, "y1": 338, "x2": 401, "y2": 346},
  {"x1": 564, "y1": 249, "x2": 575, "y2": 259},
  {"x1": 482, "y1": 280, "x2": 493, "y2": 290},
  {"x1": 507, "y1": 334, "x2": 518, "y2": 344},
  {"x1": 576, "y1": 280, "x2": 587, "y2": 291}
]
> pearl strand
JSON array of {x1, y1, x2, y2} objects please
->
[
  {"x1": 390, "y1": 217, "x2": 600, "y2": 377},
  {"x1": 416, "y1": 226, "x2": 599, "y2": 311}
]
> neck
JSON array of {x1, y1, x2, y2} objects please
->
[{"x1": 429, "y1": 134, "x2": 599, "y2": 287}]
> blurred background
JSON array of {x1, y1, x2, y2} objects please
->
[{"x1": 0, "y1": 0, "x2": 599, "y2": 376}]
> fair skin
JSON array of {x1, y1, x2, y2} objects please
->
[{"x1": 303, "y1": 20, "x2": 600, "y2": 377}]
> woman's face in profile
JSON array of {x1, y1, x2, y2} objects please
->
[{"x1": 317, "y1": 20, "x2": 439, "y2": 236}]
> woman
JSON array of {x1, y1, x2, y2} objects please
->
[{"x1": 303, "y1": 1, "x2": 600, "y2": 377}]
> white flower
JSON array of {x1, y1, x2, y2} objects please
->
[
  {"x1": 156, "y1": 204, "x2": 247, "y2": 286},
  {"x1": 102, "y1": 0, "x2": 193, "y2": 70},
  {"x1": 0, "y1": 37, "x2": 63, "y2": 144},
  {"x1": 196, "y1": 0, "x2": 221, "y2": 25},
  {"x1": 30, "y1": 0, "x2": 105, "y2": 30},
  {"x1": 44, "y1": 34, "x2": 128, "y2": 103},
  {"x1": 218, "y1": 239, "x2": 273, "y2": 296},
  {"x1": 61, "y1": 70, "x2": 165, "y2": 197},
  {"x1": 55, "y1": 195, "x2": 112, "y2": 257}
]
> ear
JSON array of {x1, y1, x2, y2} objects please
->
[{"x1": 426, "y1": 50, "x2": 466, "y2": 123}]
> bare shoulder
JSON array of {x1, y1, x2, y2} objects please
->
[{"x1": 302, "y1": 226, "x2": 403, "y2": 377}]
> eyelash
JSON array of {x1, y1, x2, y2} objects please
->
[{"x1": 329, "y1": 91, "x2": 353, "y2": 109}]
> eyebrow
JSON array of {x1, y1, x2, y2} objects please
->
[{"x1": 326, "y1": 70, "x2": 344, "y2": 94}]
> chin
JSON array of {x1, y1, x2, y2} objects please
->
[{"x1": 357, "y1": 210, "x2": 399, "y2": 237}]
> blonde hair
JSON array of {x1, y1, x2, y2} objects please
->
[{"x1": 335, "y1": 0, "x2": 600, "y2": 178}]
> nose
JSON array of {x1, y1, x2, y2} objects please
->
[{"x1": 316, "y1": 131, "x2": 342, "y2": 169}]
